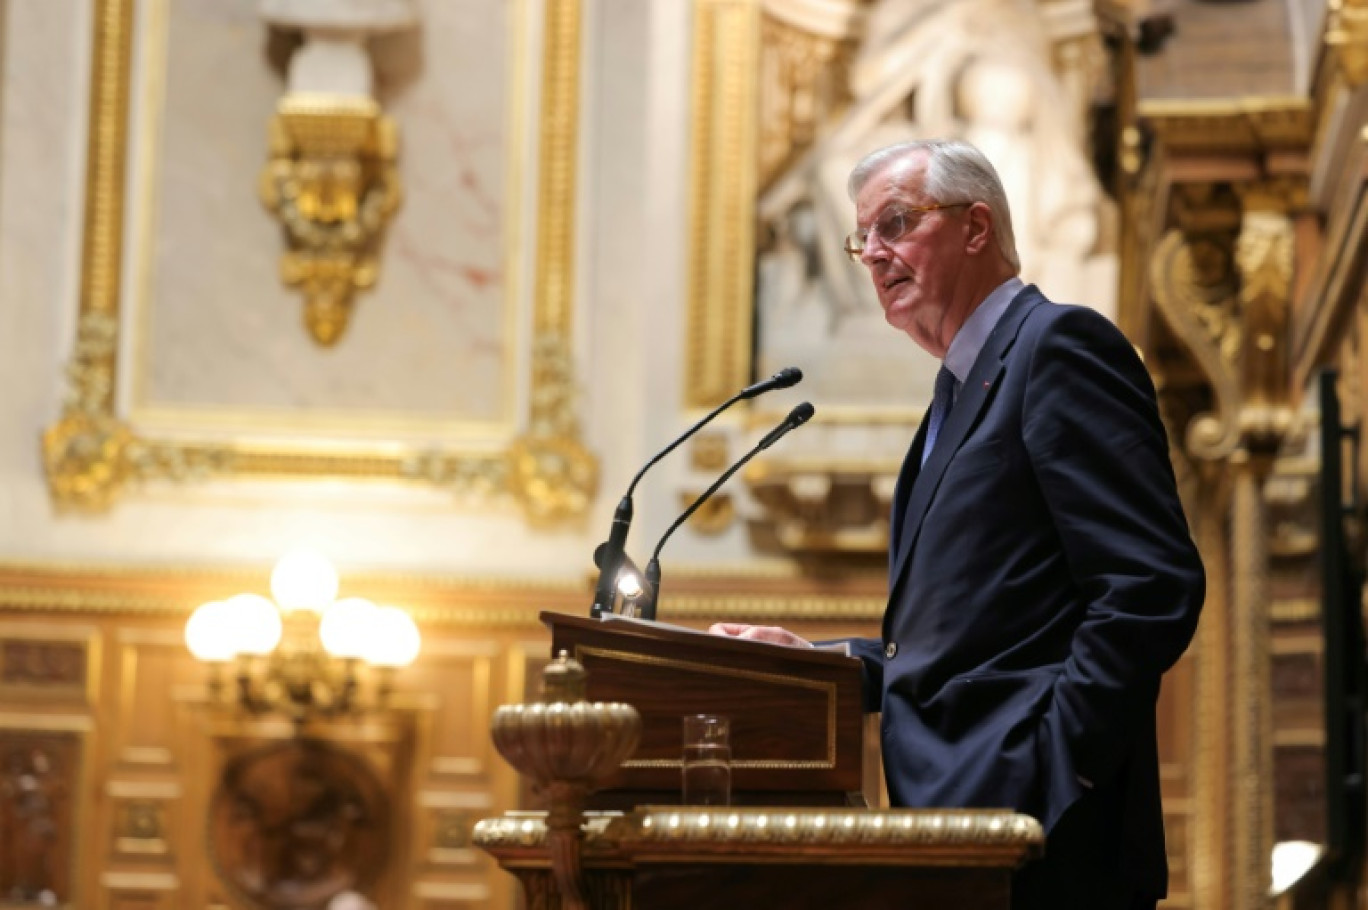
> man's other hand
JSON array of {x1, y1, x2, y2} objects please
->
[{"x1": 707, "y1": 624, "x2": 813, "y2": 647}]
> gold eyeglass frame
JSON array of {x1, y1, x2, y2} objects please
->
[{"x1": 843, "y1": 202, "x2": 972, "y2": 262}]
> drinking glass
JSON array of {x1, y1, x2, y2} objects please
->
[{"x1": 682, "y1": 714, "x2": 731, "y2": 806}]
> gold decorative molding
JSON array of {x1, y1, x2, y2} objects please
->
[
  {"x1": 41, "y1": 0, "x2": 135, "y2": 511},
  {"x1": 1140, "y1": 97, "x2": 1313, "y2": 154},
  {"x1": 42, "y1": 0, "x2": 597, "y2": 525},
  {"x1": 504, "y1": 0, "x2": 598, "y2": 526},
  {"x1": 1325, "y1": 0, "x2": 1368, "y2": 88},
  {"x1": 0, "y1": 561, "x2": 886, "y2": 625},
  {"x1": 686, "y1": 0, "x2": 760, "y2": 408},
  {"x1": 260, "y1": 94, "x2": 401, "y2": 346},
  {"x1": 756, "y1": 11, "x2": 852, "y2": 192},
  {"x1": 475, "y1": 806, "x2": 1043, "y2": 858}
]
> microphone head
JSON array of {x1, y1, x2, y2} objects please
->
[
  {"x1": 790, "y1": 401, "x2": 815, "y2": 426},
  {"x1": 773, "y1": 366, "x2": 803, "y2": 389}
]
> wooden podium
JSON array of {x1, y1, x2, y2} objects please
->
[
  {"x1": 542, "y1": 611, "x2": 865, "y2": 807},
  {"x1": 475, "y1": 613, "x2": 1043, "y2": 909}
]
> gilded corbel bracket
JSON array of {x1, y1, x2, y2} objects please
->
[
  {"x1": 1149, "y1": 184, "x2": 1298, "y2": 463},
  {"x1": 1149, "y1": 224, "x2": 1244, "y2": 462},
  {"x1": 259, "y1": 94, "x2": 402, "y2": 346}
]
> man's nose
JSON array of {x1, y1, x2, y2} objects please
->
[{"x1": 860, "y1": 234, "x2": 891, "y2": 266}]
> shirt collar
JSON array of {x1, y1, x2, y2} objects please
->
[{"x1": 944, "y1": 276, "x2": 1025, "y2": 384}]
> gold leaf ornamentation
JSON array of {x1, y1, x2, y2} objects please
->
[{"x1": 259, "y1": 95, "x2": 402, "y2": 346}]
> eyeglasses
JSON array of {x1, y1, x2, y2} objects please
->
[{"x1": 843, "y1": 202, "x2": 971, "y2": 262}]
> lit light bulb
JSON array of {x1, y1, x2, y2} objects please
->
[
  {"x1": 319, "y1": 597, "x2": 381, "y2": 659},
  {"x1": 185, "y1": 601, "x2": 237, "y2": 662},
  {"x1": 617, "y1": 572, "x2": 643, "y2": 600},
  {"x1": 367, "y1": 606, "x2": 421, "y2": 667},
  {"x1": 270, "y1": 548, "x2": 339, "y2": 614},
  {"x1": 226, "y1": 593, "x2": 283, "y2": 656}
]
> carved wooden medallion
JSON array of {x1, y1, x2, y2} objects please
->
[{"x1": 209, "y1": 740, "x2": 387, "y2": 910}]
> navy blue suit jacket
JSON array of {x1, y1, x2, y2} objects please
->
[{"x1": 848, "y1": 286, "x2": 1204, "y2": 897}]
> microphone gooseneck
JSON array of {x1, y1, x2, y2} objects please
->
[
  {"x1": 637, "y1": 401, "x2": 815, "y2": 620},
  {"x1": 590, "y1": 369, "x2": 805, "y2": 617}
]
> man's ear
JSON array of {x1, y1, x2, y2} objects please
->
[{"x1": 964, "y1": 202, "x2": 993, "y2": 256}]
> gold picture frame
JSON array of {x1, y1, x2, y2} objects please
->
[{"x1": 41, "y1": 0, "x2": 596, "y2": 527}]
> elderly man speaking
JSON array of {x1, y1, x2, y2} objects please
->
[{"x1": 712, "y1": 140, "x2": 1205, "y2": 910}]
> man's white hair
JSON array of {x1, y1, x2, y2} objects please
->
[{"x1": 847, "y1": 139, "x2": 1020, "y2": 271}]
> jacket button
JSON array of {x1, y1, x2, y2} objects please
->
[{"x1": 884, "y1": 641, "x2": 897, "y2": 659}]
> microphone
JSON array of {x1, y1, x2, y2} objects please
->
[
  {"x1": 589, "y1": 368, "x2": 804, "y2": 617},
  {"x1": 637, "y1": 402, "x2": 815, "y2": 620},
  {"x1": 739, "y1": 366, "x2": 803, "y2": 400}
]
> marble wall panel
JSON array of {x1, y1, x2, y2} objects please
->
[{"x1": 127, "y1": 0, "x2": 518, "y2": 437}]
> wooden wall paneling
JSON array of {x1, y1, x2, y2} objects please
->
[
  {"x1": 410, "y1": 880, "x2": 494, "y2": 908},
  {"x1": 410, "y1": 789, "x2": 499, "y2": 909},
  {"x1": 405, "y1": 637, "x2": 501, "y2": 785},
  {"x1": 112, "y1": 626, "x2": 197, "y2": 771},
  {"x1": 97, "y1": 871, "x2": 180, "y2": 910},
  {"x1": 106, "y1": 780, "x2": 179, "y2": 866},
  {"x1": 0, "y1": 723, "x2": 87, "y2": 907},
  {"x1": 0, "y1": 620, "x2": 100, "y2": 709},
  {"x1": 0, "y1": 616, "x2": 98, "y2": 910}
]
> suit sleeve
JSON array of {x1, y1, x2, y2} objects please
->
[
  {"x1": 1022, "y1": 306, "x2": 1205, "y2": 787},
  {"x1": 815, "y1": 636, "x2": 885, "y2": 712}
]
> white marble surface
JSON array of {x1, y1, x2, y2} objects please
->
[{"x1": 133, "y1": 0, "x2": 513, "y2": 434}]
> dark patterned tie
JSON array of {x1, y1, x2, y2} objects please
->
[{"x1": 922, "y1": 365, "x2": 957, "y2": 467}]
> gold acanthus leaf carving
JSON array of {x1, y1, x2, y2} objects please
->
[
  {"x1": 1149, "y1": 229, "x2": 1243, "y2": 462},
  {"x1": 259, "y1": 95, "x2": 402, "y2": 347},
  {"x1": 506, "y1": 333, "x2": 598, "y2": 526},
  {"x1": 42, "y1": 312, "x2": 131, "y2": 510}
]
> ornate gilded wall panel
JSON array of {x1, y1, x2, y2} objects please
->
[
  {"x1": 685, "y1": 0, "x2": 761, "y2": 409},
  {"x1": 41, "y1": 0, "x2": 597, "y2": 526}
]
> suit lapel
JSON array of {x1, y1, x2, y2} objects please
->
[{"x1": 887, "y1": 287, "x2": 1047, "y2": 591}]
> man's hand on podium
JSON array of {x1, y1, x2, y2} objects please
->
[{"x1": 708, "y1": 623, "x2": 813, "y2": 648}]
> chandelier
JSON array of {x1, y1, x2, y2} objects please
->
[{"x1": 184, "y1": 549, "x2": 421, "y2": 723}]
